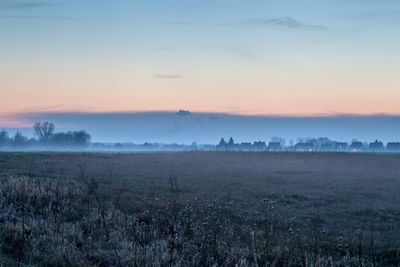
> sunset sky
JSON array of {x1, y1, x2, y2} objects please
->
[{"x1": 1, "y1": 0, "x2": 400, "y2": 130}]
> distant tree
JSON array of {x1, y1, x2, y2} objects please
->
[
  {"x1": 50, "y1": 130, "x2": 91, "y2": 147},
  {"x1": 51, "y1": 132, "x2": 74, "y2": 146},
  {"x1": 27, "y1": 138, "x2": 37, "y2": 146},
  {"x1": 72, "y1": 131, "x2": 91, "y2": 147},
  {"x1": 13, "y1": 132, "x2": 28, "y2": 147},
  {"x1": 0, "y1": 130, "x2": 9, "y2": 147},
  {"x1": 34, "y1": 122, "x2": 55, "y2": 143}
]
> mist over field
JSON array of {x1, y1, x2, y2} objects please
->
[{"x1": 2, "y1": 112, "x2": 400, "y2": 143}]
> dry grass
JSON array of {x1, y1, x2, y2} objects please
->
[{"x1": 0, "y1": 151, "x2": 400, "y2": 266}]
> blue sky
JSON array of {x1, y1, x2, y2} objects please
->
[
  {"x1": 1, "y1": 1, "x2": 400, "y2": 142},
  {"x1": 1, "y1": 0, "x2": 400, "y2": 116}
]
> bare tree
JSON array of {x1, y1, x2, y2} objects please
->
[{"x1": 33, "y1": 122, "x2": 55, "y2": 143}]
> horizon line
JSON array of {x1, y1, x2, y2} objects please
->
[
  {"x1": 2, "y1": 109, "x2": 400, "y2": 118},
  {"x1": 1, "y1": 109, "x2": 400, "y2": 129}
]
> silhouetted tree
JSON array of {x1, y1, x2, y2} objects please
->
[
  {"x1": 51, "y1": 132, "x2": 73, "y2": 146},
  {"x1": 72, "y1": 131, "x2": 91, "y2": 147},
  {"x1": 34, "y1": 122, "x2": 55, "y2": 143},
  {"x1": 13, "y1": 132, "x2": 28, "y2": 147},
  {"x1": 50, "y1": 130, "x2": 91, "y2": 147},
  {"x1": 0, "y1": 130, "x2": 9, "y2": 147}
]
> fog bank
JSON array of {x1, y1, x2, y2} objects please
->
[{"x1": 1, "y1": 112, "x2": 400, "y2": 144}]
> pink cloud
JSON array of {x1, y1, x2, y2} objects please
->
[{"x1": 0, "y1": 113, "x2": 32, "y2": 128}]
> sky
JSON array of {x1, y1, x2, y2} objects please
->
[{"x1": 1, "y1": 0, "x2": 400, "y2": 142}]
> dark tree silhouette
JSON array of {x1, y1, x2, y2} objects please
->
[
  {"x1": 0, "y1": 130, "x2": 9, "y2": 147},
  {"x1": 34, "y1": 122, "x2": 55, "y2": 143},
  {"x1": 72, "y1": 131, "x2": 91, "y2": 147},
  {"x1": 0, "y1": 125, "x2": 91, "y2": 149},
  {"x1": 50, "y1": 130, "x2": 91, "y2": 147},
  {"x1": 13, "y1": 132, "x2": 28, "y2": 147}
]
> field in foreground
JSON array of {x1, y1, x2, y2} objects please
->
[{"x1": 0, "y1": 151, "x2": 400, "y2": 266}]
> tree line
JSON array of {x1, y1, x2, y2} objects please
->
[{"x1": 0, "y1": 122, "x2": 91, "y2": 149}]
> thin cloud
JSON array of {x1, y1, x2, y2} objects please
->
[
  {"x1": 0, "y1": 15, "x2": 75, "y2": 20},
  {"x1": 0, "y1": 1, "x2": 58, "y2": 10},
  {"x1": 242, "y1": 17, "x2": 329, "y2": 31},
  {"x1": 176, "y1": 110, "x2": 192, "y2": 117},
  {"x1": 154, "y1": 74, "x2": 185, "y2": 79},
  {"x1": 164, "y1": 17, "x2": 328, "y2": 31}
]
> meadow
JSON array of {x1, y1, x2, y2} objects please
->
[{"x1": 0, "y1": 151, "x2": 399, "y2": 266}]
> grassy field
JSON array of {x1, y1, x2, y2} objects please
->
[{"x1": 0, "y1": 151, "x2": 400, "y2": 266}]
